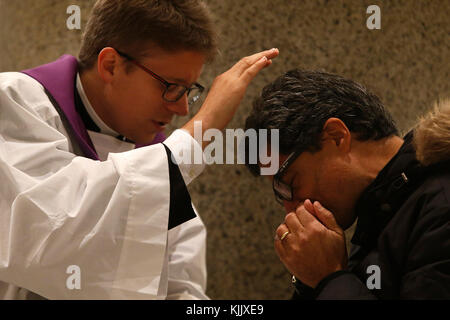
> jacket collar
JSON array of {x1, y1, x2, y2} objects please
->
[{"x1": 351, "y1": 131, "x2": 423, "y2": 248}]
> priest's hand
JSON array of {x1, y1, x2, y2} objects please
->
[
  {"x1": 183, "y1": 48, "x2": 279, "y2": 148},
  {"x1": 274, "y1": 199, "x2": 348, "y2": 288}
]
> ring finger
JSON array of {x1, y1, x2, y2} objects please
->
[{"x1": 275, "y1": 223, "x2": 290, "y2": 242}]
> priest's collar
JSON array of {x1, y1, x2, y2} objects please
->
[{"x1": 76, "y1": 73, "x2": 119, "y2": 137}]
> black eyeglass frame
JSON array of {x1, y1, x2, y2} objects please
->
[
  {"x1": 115, "y1": 49, "x2": 205, "y2": 105},
  {"x1": 272, "y1": 149, "x2": 303, "y2": 205}
]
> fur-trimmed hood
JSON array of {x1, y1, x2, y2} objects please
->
[{"x1": 414, "y1": 99, "x2": 450, "y2": 166}]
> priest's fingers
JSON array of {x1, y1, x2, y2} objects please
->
[{"x1": 234, "y1": 48, "x2": 279, "y2": 76}]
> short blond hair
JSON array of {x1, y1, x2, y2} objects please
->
[{"x1": 78, "y1": 0, "x2": 218, "y2": 70}]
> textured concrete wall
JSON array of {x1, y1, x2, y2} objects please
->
[{"x1": 1, "y1": 0, "x2": 449, "y2": 299}]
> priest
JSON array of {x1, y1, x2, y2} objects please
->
[{"x1": 0, "y1": 0, "x2": 279, "y2": 299}]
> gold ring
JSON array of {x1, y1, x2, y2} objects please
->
[{"x1": 280, "y1": 231, "x2": 290, "y2": 241}]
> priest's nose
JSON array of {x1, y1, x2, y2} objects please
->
[{"x1": 165, "y1": 95, "x2": 189, "y2": 116}]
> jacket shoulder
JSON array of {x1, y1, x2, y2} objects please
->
[{"x1": 417, "y1": 169, "x2": 450, "y2": 211}]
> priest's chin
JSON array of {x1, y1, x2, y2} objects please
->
[
  {"x1": 124, "y1": 128, "x2": 157, "y2": 145},
  {"x1": 138, "y1": 132, "x2": 157, "y2": 145}
]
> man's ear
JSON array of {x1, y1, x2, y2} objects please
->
[
  {"x1": 97, "y1": 47, "x2": 120, "y2": 83},
  {"x1": 321, "y1": 118, "x2": 351, "y2": 153}
]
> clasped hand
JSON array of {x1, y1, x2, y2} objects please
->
[{"x1": 275, "y1": 199, "x2": 348, "y2": 288}]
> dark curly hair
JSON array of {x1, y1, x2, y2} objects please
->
[{"x1": 244, "y1": 69, "x2": 399, "y2": 176}]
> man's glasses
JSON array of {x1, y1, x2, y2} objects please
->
[
  {"x1": 273, "y1": 149, "x2": 303, "y2": 205},
  {"x1": 116, "y1": 49, "x2": 204, "y2": 106}
]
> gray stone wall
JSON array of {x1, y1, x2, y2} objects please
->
[{"x1": 0, "y1": 0, "x2": 449, "y2": 299}]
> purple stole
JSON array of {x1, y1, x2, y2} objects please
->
[
  {"x1": 22, "y1": 55, "x2": 166, "y2": 160},
  {"x1": 22, "y1": 55, "x2": 196, "y2": 230}
]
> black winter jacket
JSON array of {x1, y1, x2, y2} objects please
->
[{"x1": 293, "y1": 130, "x2": 450, "y2": 300}]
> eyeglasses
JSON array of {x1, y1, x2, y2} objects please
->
[
  {"x1": 116, "y1": 49, "x2": 205, "y2": 106},
  {"x1": 272, "y1": 149, "x2": 303, "y2": 205}
]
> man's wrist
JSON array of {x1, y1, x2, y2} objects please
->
[
  {"x1": 291, "y1": 269, "x2": 353, "y2": 299},
  {"x1": 312, "y1": 270, "x2": 354, "y2": 297}
]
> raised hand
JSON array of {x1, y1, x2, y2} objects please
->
[{"x1": 183, "y1": 48, "x2": 279, "y2": 148}]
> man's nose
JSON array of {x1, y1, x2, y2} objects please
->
[
  {"x1": 283, "y1": 199, "x2": 303, "y2": 214},
  {"x1": 283, "y1": 200, "x2": 298, "y2": 213},
  {"x1": 164, "y1": 94, "x2": 189, "y2": 116}
]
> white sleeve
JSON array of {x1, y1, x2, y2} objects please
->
[
  {"x1": 0, "y1": 72, "x2": 204, "y2": 299},
  {"x1": 166, "y1": 204, "x2": 209, "y2": 300},
  {"x1": 163, "y1": 128, "x2": 205, "y2": 186}
]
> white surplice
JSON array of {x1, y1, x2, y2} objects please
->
[{"x1": 0, "y1": 71, "x2": 208, "y2": 300}]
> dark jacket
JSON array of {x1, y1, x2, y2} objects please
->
[{"x1": 293, "y1": 107, "x2": 450, "y2": 300}]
